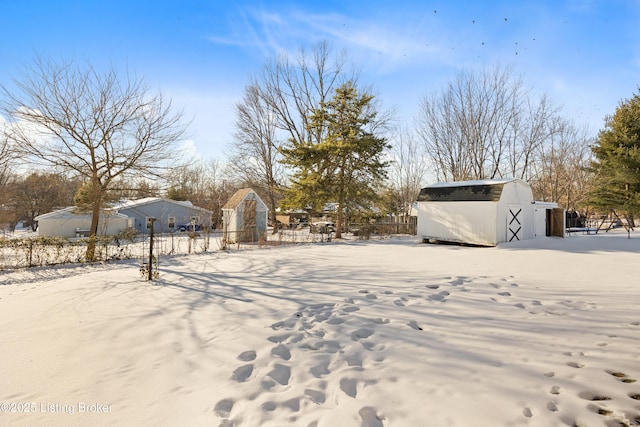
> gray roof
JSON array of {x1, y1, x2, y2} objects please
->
[{"x1": 417, "y1": 179, "x2": 525, "y2": 202}]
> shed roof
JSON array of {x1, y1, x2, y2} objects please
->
[
  {"x1": 417, "y1": 178, "x2": 526, "y2": 202},
  {"x1": 223, "y1": 188, "x2": 256, "y2": 210}
]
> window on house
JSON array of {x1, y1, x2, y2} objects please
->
[{"x1": 168, "y1": 217, "x2": 175, "y2": 229}]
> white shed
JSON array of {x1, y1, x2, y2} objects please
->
[
  {"x1": 35, "y1": 207, "x2": 133, "y2": 239},
  {"x1": 222, "y1": 188, "x2": 268, "y2": 243},
  {"x1": 416, "y1": 179, "x2": 564, "y2": 246}
]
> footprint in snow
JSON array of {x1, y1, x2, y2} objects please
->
[
  {"x1": 271, "y1": 344, "x2": 291, "y2": 361},
  {"x1": 237, "y1": 350, "x2": 256, "y2": 362},
  {"x1": 407, "y1": 321, "x2": 423, "y2": 331},
  {"x1": 282, "y1": 397, "x2": 300, "y2": 411},
  {"x1": 578, "y1": 391, "x2": 611, "y2": 401},
  {"x1": 428, "y1": 291, "x2": 449, "y2": 302},
  {"x1": 304, "y1": 388, "x2": 326, "y2": 404},
  {"x1": 359, "y1": 406, "x2": 385, "y2": 427},
  {"x1": 268, "y1": 363, "x2": 291, "y2": 386},
  {"x1": 340, "y1": 377, "x2": 358, "y2": 398},
  {"x1": 449, "y1": 278, "x2": 465, "y2": 286},
  {"x1": 231, "y1": 364, "x2": 254, "y2": 382},
  {"x1": 607, "y1": 370, "x2": 637, "y2": 383},
  {"x1": 310, "y1": 360, "x2": 331, "y2": 378},
  {"x1": 214, "y1": 398, "x2": 235, "y2": 417},
  {"x1": 567, "y1": 361, "x2": 585, "y2": 368},
  {"x1": 351, "y1": 328, "x2": 375, "y2": 341},
  {"x1": 261, "y1": 401, "x2": 277, "y2": 411}
]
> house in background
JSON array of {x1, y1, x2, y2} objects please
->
[
  {"x1": 35, "y1": 198, "x2": 214, "y2": 238},
  {"x1": 115, "y1": 198, "x2": 214, "y2": 234},
  {"x1": 35, "y1": 207, "x2": 133, "y2": 238},
  {"x1": 222, "y1": 188, "x2": 268, "y2": 243},
  {"x1": 416, "y1": 178, "x2": 564, "y2": 246}
]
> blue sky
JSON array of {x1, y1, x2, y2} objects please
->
[{"x1": 1, "y1": 0, "x2": 639, "y2": 160}]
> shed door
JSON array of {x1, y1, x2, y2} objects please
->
[
  {"x1": 551, "y1": 208, "x2": 565, "y2": 238},
  {"x1": 243, "y1": 199, "x2": 257, "y2": 242},
  {"x1": 507, "y1": 205, "x2": 523, "y2": 242}
]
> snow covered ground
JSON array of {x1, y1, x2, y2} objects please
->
[{"x1": 1, "y1": 230, "x2": 639, "y2": 427}]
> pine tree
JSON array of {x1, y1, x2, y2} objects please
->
[
  {"x1": 281, "y1": 82, "x2": 390, "y2": 238},
  {"x1": 590, "y1": 90, "x2": 640, "y2": 222}
]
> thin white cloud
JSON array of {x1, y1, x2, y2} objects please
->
[{"x1": 208, "y1": 5, "x2": 445, "y2": 74}]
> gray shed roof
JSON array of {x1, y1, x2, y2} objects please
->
[{"x1": 417, "y1": 179, "x2": 522, "y2": 202}]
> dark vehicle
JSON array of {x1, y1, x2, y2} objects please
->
[
  {"x1": 177, "y1": 223, "x2": 202, "y2": 232},
  {"x1": 310, "y1": 221, "x2": 335, "y2": 234}
]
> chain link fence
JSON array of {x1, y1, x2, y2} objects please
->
[{"x1": 1, "y1": 219, "x2": 417, "y2": 270}]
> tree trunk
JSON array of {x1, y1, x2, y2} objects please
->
[{"x1": 86, "y1": 191, "x2": 102, "y2": 262}]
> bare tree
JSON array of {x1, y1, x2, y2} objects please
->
[
  {"x1": 0, "y1": 129, "x2": 15, "y2": 188},
  {"x1": 416, "y1": 65, "x2": 561, "y2": 182},
  {"x1": 387, "y1": 127, "x2": 431, "y2": 215},
  {"x1": 258, "y1": 41, "x2": 358, "y2": 148},
  {"x1": 165, "y1": 158, "x2": 229, "y2": 227},
  {"x1": 228, "y1": 83, "x2": 284, "y2": 232},
  {"x1": 6, "y1": 171, "x2": 78, "y2": 231},
  {"x1": 529, "y1": 123, "x2": 594, "y2": 212},
  {"x1": 1, "y1": 56, "x2": 186, "y2": 260}
]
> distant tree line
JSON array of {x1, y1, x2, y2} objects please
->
[{"x1": 1, "y1": 43, "x2": 638, "y2": 257}]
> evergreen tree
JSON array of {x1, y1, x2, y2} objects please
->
[
  {"x1": 590, "y1": 90, "x2": 640, "y2": 221},
  {"x1": 281, "y1": 82, "x2": 390, "y2": 238}
]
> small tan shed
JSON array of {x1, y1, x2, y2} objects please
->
[{"x1": 222, "y1": 189, "x2": 268, "y2": 243}]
